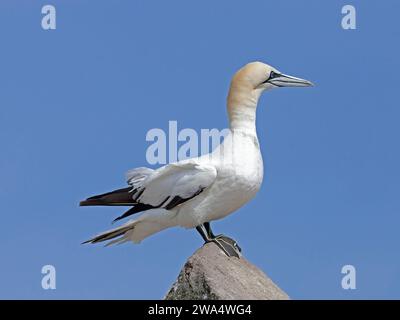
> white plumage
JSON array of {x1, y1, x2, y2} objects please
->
[{"x1": 80, "y1": 61, "x2": 312, "y2": 256}]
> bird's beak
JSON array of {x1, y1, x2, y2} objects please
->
[{"x1": 269, "y1": 73, "x2": 314, "y2": 87}]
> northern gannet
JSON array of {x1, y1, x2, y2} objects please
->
[{"x1": 80, "y1": 62, "x2": 313, "y2": 257}]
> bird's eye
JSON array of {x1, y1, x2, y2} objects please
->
[{"x1": 262, "y1": 71, "x2": 278, "y2": 84}]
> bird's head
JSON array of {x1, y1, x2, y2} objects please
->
[
  {"x1": 231, "y1": 61, "x2": 313, "y2": 94},
  {"x1": 227, "y1": 61, "x2": 313, "y2": 129}
]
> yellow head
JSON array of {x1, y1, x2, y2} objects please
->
[{"x1": 228, "y1": 61, "x2": 313, "y2": 111}]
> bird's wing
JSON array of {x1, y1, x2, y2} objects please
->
[
  {"x1": 135, "y1": 162, "x2": 217, "y2": 208},
  {"x1": 111, "y1": 162, "x2": 217, "y2": 222},
  {"x1": 80, "y1": 167, "x2": 155, "y2": 207},
  {"x1": 125, "y1": 167, "x2": 155, "y2": 188}
]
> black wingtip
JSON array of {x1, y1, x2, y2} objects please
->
[
  {"x1": 79, "y1": 200, "x2": 89, "y2": 206},
  {"x1": 79, "y1": 198, "x2": 109, "y2": 206}
]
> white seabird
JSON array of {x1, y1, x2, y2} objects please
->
[{"x1": 80, "y1": 61, "x2": 313, "y2": 257}]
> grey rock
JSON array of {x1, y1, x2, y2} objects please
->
[{"x1": 165, "y1": 242, "x2": 289, "y2": 300}]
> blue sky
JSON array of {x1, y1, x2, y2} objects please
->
[{"x1": 0, "y1": 0, "x2": 399, "y2": 299}]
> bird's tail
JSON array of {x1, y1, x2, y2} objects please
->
[
  {"x1": 82, "y1": 220, "x2": 138, "y2": 246},
  {"x1": 82, "y1": 209, "x2": 176, "y2": 246},
  {"x1": 79, "y1": 187, "x2": 135, "y2": 206}
]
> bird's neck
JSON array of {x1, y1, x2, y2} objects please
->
[{"x1": 227, "y1": 87, "x2": 260, "y2": 135}]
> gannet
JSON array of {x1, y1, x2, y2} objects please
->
[{"x1": 80, "y1": 61, "x2": 313, "y2": 257}]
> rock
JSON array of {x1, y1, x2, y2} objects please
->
[{"x1": 164, "y1": 242, "x2": 289, "y2": 300}]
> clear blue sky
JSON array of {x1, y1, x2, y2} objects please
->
[{"x1": 0, "y1": 0, "x2": 399, "y2": 299}]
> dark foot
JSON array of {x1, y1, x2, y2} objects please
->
[
  {"x1": 196, "y1": 223, "x2": 242, "y2": 258},
  {"x1": 214, "y1": 235, "x2": 242, "y2": 253},
  {"x1": 209, "y1": 235, "x2": 241, "y2": 258}
]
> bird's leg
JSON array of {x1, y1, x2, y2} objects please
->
[
  {"x1": 204, "y1": 222, "x2": 216, "y2": 238},
  {"x1": 197, "y1": 223, "x2": 241, "y2": 258},
  {"x1": 196, "y1": 225, "x2": 210, "y2": 242}
]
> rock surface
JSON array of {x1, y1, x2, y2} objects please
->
[{"x1": 165, "y1": 242, "x2": 289, "y2": 300}]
